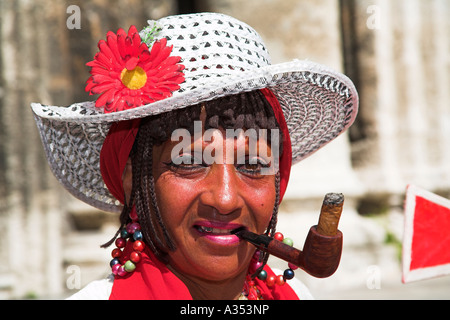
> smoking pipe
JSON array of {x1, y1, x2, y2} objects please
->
[{"x1": 232, "y1": 193, "x2": 344, "y2": 278}]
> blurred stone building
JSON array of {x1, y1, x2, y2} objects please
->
[{"x1": 0, "y1": 0, "x2": 448, "y2": 298}]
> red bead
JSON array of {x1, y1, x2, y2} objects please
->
[
  {"x1": 111, "y1": 248, "x2": 122, "y2": 258},
  {"x1": 111, "y1": 263, "x2": 121, "y2": 275},
  {"x1": 265, "y1": 275, "x2": 276, "y2": 287},
  {"x1": 250, "y1": 260, "x2": 262, "y2": 273},
  {"x1": 130, "y1": 251, "x2": 141, "y2": 263},
  {"x1": 127, "y1": 222, "x2": 141, "y2": 234},
  {"x1": 252, "y1": 250, "x2": 261, "y2": 260},
  {"x1": 276, "y1": 275, "x2": 285, "y2": 286},
  {"x1": 117, "y1": 265, "x2": 127, "y2": 277},
  {"x1": 133, "y1": 240, "x2": 145, "y2": 252},
  {"x1": 115, "y1": 237, "x2": 126, "y2": 248},
  {"x1": 274, "y1": 232, "x2": 284, "y2": 242}
]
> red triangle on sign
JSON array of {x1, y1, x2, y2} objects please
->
[{"x1": 402, "y1": 185, "x2": 450, "y2": 283}]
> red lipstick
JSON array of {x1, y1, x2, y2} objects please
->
[{"x1": 193, "y1": 221, "x2": 245, "y2": 245}]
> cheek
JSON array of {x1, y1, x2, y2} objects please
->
[
  {"x1": 251, "y1": 184, "x2": 276, "y2": 230},
  {"x1": 151, "y1": 146, "x2": 197, "y2": 227},
  {"x1": 154, "y1": 177, "x2": 194, "y2": 219},
  {"x1": 235, "y1": 176, "x2": 276, "y2": 231},
  {"x1": 153, "y1": 174, "x2": 207, "y2": 242}
]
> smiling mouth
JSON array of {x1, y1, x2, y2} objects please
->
[{"x1": 194, "y1": 225, "x2": 246, "y2": 235}]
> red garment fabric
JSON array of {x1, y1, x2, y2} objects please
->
[
  {"x1": 109, "y1": 241, "x2": 299, "y2": 300},
  {"x1": 110, "y1": 242, "x2": 192, "y2": 300}
]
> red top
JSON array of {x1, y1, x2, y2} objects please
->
[{"x1": 109, "y1": 242, "x2": 299, "y2": 300}]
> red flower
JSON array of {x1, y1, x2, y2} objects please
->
[{"x1": 85, "y1": 25, "x2": 185, "y2": 113}]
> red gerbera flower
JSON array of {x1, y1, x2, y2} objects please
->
[{"x1": 85, "y1": 25, "x2": 185, "y2": 113}]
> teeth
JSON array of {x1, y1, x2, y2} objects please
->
[
  {"x1": 197, "y1": 226, "x2": 234, "y2": 234},
  {"x1": 202, "y1": 226, "x2": 213, "y2": 233}
]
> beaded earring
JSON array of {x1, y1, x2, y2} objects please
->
[{"x1": 109, "y1": 209, "x2": 145, "y2": 277}]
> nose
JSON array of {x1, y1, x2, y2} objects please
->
[{"x1": 199, "y1": 164, "x2": 244, "y2": 215}]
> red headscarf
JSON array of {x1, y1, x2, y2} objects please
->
[
  {"x1": 100, "y1": 118, "x2": 141, "y2": 204},
  {"x1": 100, "y1": 89, "x2": 295, "y2": 300}
]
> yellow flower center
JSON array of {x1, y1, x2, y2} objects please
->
[{"x1": 120, "y1": 66, "x2": 147, "y2": 90}]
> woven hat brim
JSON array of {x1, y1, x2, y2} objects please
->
[{"x1": 31, "y1": 60, "x2": 358, "y2": 213}]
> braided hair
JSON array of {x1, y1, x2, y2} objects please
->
[{"x1": 112, "y1": 90, "x2": 283, "y2": 270}]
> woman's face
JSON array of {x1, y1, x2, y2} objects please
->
[{"x1": 151, "y1": 124, "x2": 276, "y2": 282}]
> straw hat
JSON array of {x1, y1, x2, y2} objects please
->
[{"x1": 31, "y1": 12, "x2": 358, "y2": 213}]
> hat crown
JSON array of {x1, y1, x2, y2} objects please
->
[{"x1": 142, "y1": 13, "x2": 271, "y2": 94}]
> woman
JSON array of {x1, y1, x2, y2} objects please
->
[{"x1": 31, "y1": 12, "x2": 358, "y2": 300}]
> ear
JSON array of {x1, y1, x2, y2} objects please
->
[{"x1": 122, "y1": 157, "x2": 132, "y2": 205}]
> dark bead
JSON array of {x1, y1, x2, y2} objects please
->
[
  {"x1": 133, "y1": 230, "x2": 143, "y2": 241},
  {"x1": 121, "y1": 229, "x2": 130, "y2": 239},
  {"x1": 257, "y1": 270, "x2": 267, "y2": 281},
  {"x1": 283, "y1": 268, "x2": 295, "y2": 280},
  {"x1": 110, "y1": 258, "x2": 120, "y2": 267}
]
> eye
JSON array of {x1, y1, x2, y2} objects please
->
[
  {"x1": 236, "y1": 156, "x2": 271, "y2": 176},
  {"x1": 164, "y1": 153, "x2": 207, "y2": 172}
]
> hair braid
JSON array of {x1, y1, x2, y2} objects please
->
[
  {"x1": 132, "y1": 125, "x2": 176, "y2": 261},
  {"x1": 252, "y1": 170, "x2": 280, "y2": 277}
]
